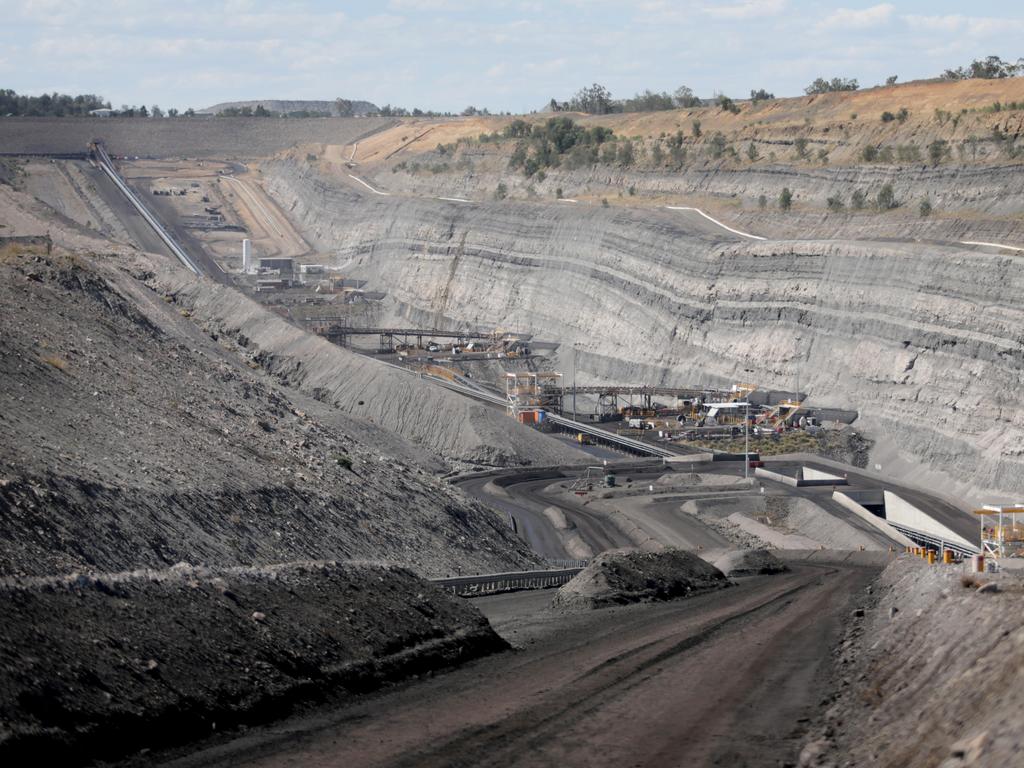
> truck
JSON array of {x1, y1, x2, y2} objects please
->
[{"x1": 627, "y1": 418, "x2": 653, "y2": 430}]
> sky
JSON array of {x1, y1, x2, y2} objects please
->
[{"x1": 2, "y1": 0, "x2": 1023, "y2": 113}]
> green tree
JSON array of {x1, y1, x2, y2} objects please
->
[
  {"x1": 717, "y1": 94, "x2": 740, "y2": 114},
  {"x1": 928, "y1": 139, "x2": 950, "y2": 164},
  {"x1": 919, "y1": 198, "x2": 932, "y2": 217},
  {"x1": 779, "y1": 187, "x2": 793, "y2": 210},
  {"x1": 876, "y1": 184, "x2": 898, "y2": 210},
  {"x1": 334, "y1": 98, "x2": 355, "y2": 117},
  {"x1": 623, "y1": 90, "x2": 675, "y2": 112},
  {"x1": 674, "y1": 85, "x2": 702, "y2": 108},
  {"x1": 750, "y1": 89, "x2": 774, "y2": 102},
  {"x1": 758, "y1": 194, "x2": 768, "y2": 210},
  {"x1": 942, "y1": 55, "x2": 1024, "y2": 81},
  {"x1": 862, "y1": 145, "x2": 879, "y2": 162},
  {"x1": 851, "y1": 190, "x2": 866, "y2": 210},
  {"x1": 568, "y1": 83, "x2": 615, "y2": 114},
  {"x1": 691, "y1": 119, "x2": 702, "y2": 138},
  {"x1": 827, "y1": 195, "x2": 844, "y2": 212},
  {"x1": 746, "y1": 142, "x2": 759, "y2": 161},
  {"x1": 793, "y1": 137, "x2": 809, "y2": 159},
  {"x1": 709, "y1": 132, "x2": 727, "y2": 159},
  {"x1": 494, "y1": 182, "x2": 508, "y2": 200},
  {"x1": 0, "y1": 88, "x2": 109, "y2": 116},
  {"x1": 804, "y1": 77, "x2": 859, "y2": 94}
]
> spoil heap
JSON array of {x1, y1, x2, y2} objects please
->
[{"x1": 553, "y1": 548, "x2": 729, "y2": 610}]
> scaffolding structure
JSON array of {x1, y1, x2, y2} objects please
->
[
  {"x1": 975, "y1": 505, "x2": 1024, "y2": 562},
  {"x1": 506, "y1": 372, "x2": 563, "y2": 423}
]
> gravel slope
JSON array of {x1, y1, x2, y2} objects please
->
[
  {"x1": 0, "y1": 243, "x2": 544, "y2": 577},
  {"x1": 804, "y1": 557, "x2": 1024, "y2": 768},
  {"x1": 156, "y1": 266, "x2": 587, "y2": 468}
]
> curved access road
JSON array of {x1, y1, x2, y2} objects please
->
[
  {"x1": 161, "y1": 562, "x2": 874, "y2": 768},
  {"x1": 458, "y1": 455, "x2": 974, "y2": 562}
]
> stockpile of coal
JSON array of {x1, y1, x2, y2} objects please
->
[
  {"x1": 553, "y1": 548, "x2": 730, "y2": 610},
  {"x1": 0, "y1": 561, "x2": 507, "y2": 765},
  {"x1": 712, "y1": 548, "x2": 790, "y2": 577}
]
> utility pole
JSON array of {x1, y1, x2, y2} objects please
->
[{"x1": 744, "y1": 400, "x2": 750, "y2": 481}]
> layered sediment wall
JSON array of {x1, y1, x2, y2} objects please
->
[{"x1": 265, "y1": 157, "x2": 1024, "y2": 500}]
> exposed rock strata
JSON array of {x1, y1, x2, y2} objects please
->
[{"x1": 265, "y1": 157, "x2": 1024, "y2": 499}]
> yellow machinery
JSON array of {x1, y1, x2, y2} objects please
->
[
  {"x1": 754, "y1": 398, "x2": 803, "y2": 429},
  {"x1": 727, "y1": 383, "x2": 757, "y2": 403},
  {"x1": 975, "y1": 505, "x2": 1024, "y2": 562}
]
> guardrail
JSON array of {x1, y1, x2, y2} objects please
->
[
  {"x1": 431, "y1": 567, "x2": 584, "y2": 597},
  {"x1": 90, "y1": 142, "x2": 202, "y2": 276},
  {"x1": 544, "y1": 413, "x2": 678, "y2": 458},
  {"x1": 544, "y1": 559, "x2": 590, "y2": 569},
  {"x1": 888, "y1": 522, "x2": 979, "y2": 558}
]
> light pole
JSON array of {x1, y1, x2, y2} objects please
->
[
  {"x1": 571, "y1": 343, "x2": 577, "y2": 422},
  {"x1": 744, "y1": 400, "x2": 750, "y2": 481}
]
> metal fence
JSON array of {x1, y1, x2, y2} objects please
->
[{"x1": 431, "y1": 567, "x2": 585, "y2": 597}]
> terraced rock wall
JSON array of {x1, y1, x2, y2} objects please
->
[{"x1": 265, "y1": 157, "x2": 1024, "y2": 500}]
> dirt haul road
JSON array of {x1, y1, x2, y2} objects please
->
[{"x1": 159, "y1": 563, "x2": 874, "y2": 768}]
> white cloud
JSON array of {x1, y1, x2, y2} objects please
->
[
  {"x1": 702, "y1": 0, "x2": 786, "y2": 21},
  {"x1": 388, "y1": 0, "x2": 470, "y2": 9},
  {"x1": 902, "y1": 13, "x2": 1024, "y2": 38},
  {"x1": 818, "y1": 4, "x2": 894, "y2": 31}
]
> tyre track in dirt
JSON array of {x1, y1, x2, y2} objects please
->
[{"x1": 159, "y1": 563, "x2": 874, "y2": 768}]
